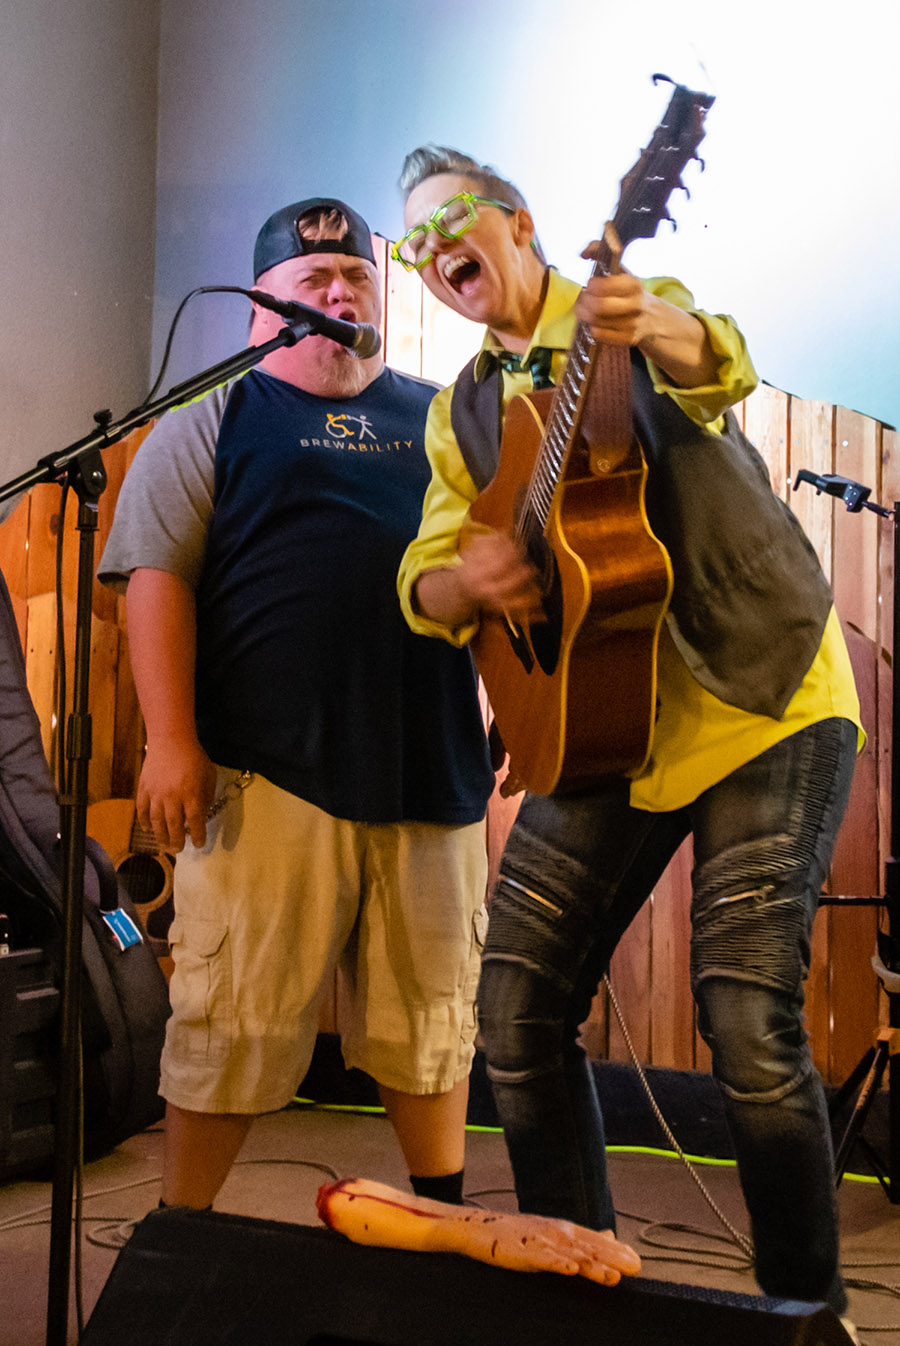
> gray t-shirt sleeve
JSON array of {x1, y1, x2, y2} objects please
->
[{"x1": 97, "y1": 382, "x2": 229, "y2": 593}]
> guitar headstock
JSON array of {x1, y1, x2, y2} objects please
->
[{"x1": 612, "y1": 78, "x2": 715, "y2": 253}]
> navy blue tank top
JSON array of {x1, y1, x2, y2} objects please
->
[{"x1": 194, "y1": 367, "x2": 493, "y2": 824}]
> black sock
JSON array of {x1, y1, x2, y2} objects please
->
[{"x1": 409, "y1": 1170, "x2": 465, "y2": 1205}]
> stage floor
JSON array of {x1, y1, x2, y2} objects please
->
[{"x1": 0, "y1": 1101, "x2": 898, "y2": 1344}]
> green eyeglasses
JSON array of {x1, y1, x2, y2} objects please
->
[{"x1": 391, "y1": 191, "x2": 515, "y2": 271}]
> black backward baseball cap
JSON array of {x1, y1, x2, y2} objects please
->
[{"x1": 253, "y1": 197, "x2": 376, "y2": 280}]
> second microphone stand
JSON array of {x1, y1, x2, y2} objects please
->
[{"x1": 793, "y1": 470, "x2": 899, "y2": 1201}]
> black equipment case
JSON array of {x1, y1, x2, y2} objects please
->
[{"x1": 0, "y1": 566, "x2": 169, "y2": 1180}]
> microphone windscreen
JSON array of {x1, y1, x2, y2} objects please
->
[{"x1": 352, "y1": 324, "x2": 382, "y2": 360}]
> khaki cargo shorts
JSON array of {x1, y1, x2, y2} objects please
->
[{"x1": 160, "y1": 770, "x2": 488, "y2": 1114}]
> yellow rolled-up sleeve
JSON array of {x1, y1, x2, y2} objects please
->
[
  {"x1": 642, "y1": 276, "x2": 759, "y2": 428},
  {"x1": 397, "y1": 384, "x2": 482, "y2": 647}
]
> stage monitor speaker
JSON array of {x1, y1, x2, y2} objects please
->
[{"x1": 82, "y1": 1207, "x2": 852, "y2": 1346}]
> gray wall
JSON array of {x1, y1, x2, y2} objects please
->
[
  {"x1": 0, "y1": 0, "x2": 161, "y2": 514},
  {"x1": 2, "y1": 0, "x2": 897, "y2": 524},
  {"x1": 149, "y1": 0, "x2": 900, "y2": 436},
  {"x1": 150, "y1": 0, "x2": 517, "y2": 385}
]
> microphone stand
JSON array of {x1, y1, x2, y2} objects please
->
[
  {"x1": 793, "y1": 470, "x2": 900, "y2": 1200},
  {"x1": 0, "y1": 316, "x2": 318, "y2": 1346}
]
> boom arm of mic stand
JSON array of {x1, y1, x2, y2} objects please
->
[{"x1": 0, "y1": 317, "x2": 313, "y2": 504}]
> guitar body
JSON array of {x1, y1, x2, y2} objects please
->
[
  {"x1": 469, "y1": 388, "x2": 673, "y2": 795},
  {"x1": 461, "y1": 80, "x2": 715, "y2": 794}
]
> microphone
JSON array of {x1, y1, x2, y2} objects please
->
[{"x1": 249, "y1": 289, "x2": 382, "y2": 359}]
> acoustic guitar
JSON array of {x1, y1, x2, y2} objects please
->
[{"x1": 469, "y1": 80, "x2": 714, "y2": 795}]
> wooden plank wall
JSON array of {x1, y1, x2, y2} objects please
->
[{"x1": 0, "y1": 241, "x2": 891, "y2": 1085}]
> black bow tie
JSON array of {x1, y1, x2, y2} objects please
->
[{"x1": 492, "y1": 346, "x2": 555, "y2": 390}]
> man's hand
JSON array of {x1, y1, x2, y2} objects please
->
[{"x1": 136, "y1": 736, "x2": 217, "y2": 853}]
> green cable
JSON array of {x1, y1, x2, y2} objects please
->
[{"x1": 291, "y1": 1096, "x2": 882, "y2": 1184}]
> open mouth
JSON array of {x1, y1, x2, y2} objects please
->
[{"x1": 444, "y1": 254, "x2": 481, "y2": 292}]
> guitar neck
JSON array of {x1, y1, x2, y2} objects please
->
[
  {"x1": 516, "y1": 266, "x2": 610, "y2": 541},
  {"x1": 515, "y1": 82, "x2": 714, "y2": 542}
]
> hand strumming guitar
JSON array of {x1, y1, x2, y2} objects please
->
[{"x1": 415, "y1": 528, "x2": 543, "y2": 630}]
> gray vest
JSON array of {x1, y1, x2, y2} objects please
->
[{"x1": 450, "y1": 351, "x2": 832, "y2": 719}]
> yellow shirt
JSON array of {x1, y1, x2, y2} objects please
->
[
  {"x1": 398, "y1": 270, "x2": 863, "y2": 811},
  {"x1": 630, "y1": 607, "x2": 860, "y2": 810}
]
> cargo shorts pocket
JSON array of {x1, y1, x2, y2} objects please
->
[
  {"x1": 463, "y1": 903, "x2": 489, "y2": 1041},
  {"x1": 167, "y1": 915, "x2": 233, "y2": 1064}
]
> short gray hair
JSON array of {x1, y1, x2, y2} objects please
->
[{"x1": 398, "y1": 144, "x2": 546, "y2": 263}]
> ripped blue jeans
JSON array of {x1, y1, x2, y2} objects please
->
[{"x1": 478, "y1": 717, "x2": 858, "y2": 1311}]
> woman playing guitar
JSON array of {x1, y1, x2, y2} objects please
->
[{"x1": 395, "y1": 86, "x2": 862, "y2": 1330}]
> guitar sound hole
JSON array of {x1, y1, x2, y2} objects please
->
[
  {"x1": 117, "y1": 853, "x2": 169, "y2": 907},
  {"x1": 116, "y1": 852, "x2": 176, "y2": 946}
]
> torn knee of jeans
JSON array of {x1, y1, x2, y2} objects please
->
[
  {"x1": 484, "y1": 1058, "x2": 565, "y2": 1088},
  {"x1": 478, "y1": 994, "x2": 572, "y2": 1079},
  {"x1": 714, "y1": 1057, "x2": 815, "y2": 1106},
  {"x1": 695, "y1": 975, "x2": 814, "y2": 1103}
]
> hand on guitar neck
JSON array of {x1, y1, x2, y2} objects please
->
[{"x1": 574, "y1": 253, "x2": 720, "y2": 390}]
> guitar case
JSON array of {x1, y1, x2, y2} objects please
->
[{"x1": 0, "y1": 566, "x2": 169, "y2": 1180}]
